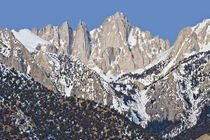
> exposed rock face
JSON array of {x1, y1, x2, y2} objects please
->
[
  {"x1": 33, "y1": 12, "x2": 170, "y2": 75},
  {"x1": 130, "y1": 27, "x2": 170, "y2": 68},
  {"x1": 72, "y1": 21, "x2": 91, "y2": 63},
  {"x1": 0, "y1": 28, "x2": 29, "y2": 73},
  {"x1": 196, "y1": 134, "x2": 210, "y2": 140},
  {"x1": 59, "y1": 21, "x2": 73, "y2": 54},
  {"x1": 88, "y1": 12, "x2": 170, "y2": 75},
  {"x1": 0, "y1": 29, "x2": 55, "y2": 91},
  {"x1": 91, "y1": 12, "x2": 131, "y2": 50},
  {"x1": 32, "y1": 21, "x2": 73, "y2": 55},
  {"x1": 171, "y1": 19, "x2": 210, "y2": 62}
]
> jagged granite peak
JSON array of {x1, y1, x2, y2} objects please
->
[
  {"x1": 88, "y1": 12, "x2": 170, "y2": 75},
  {"x1": 111, "y1": 11, "x2": 128, "y2": 20},
  {"x1": 59, "y1": 21, "x2": 73, "y2": 54},
  {"x1": 93, "y1": 11, "x2": 132, "y2": 49},
  {"x1": 37, "y1": 24, "x2": 60, "y2": 47},
  {"x1": 103, "y1": 11, "x2": 132, "y2": 43},
  {"x1": 32, "y1": 21, "x2": 73, "y2": 55},
  {"x1": 31, "y1": 27, "x2": 38, "y2": 35},
  {"x1": 1, "y1": 27, "x2": 115, "y2": 105},
  {"x1": 128, "y1": 26, "x2": 170, "y2": 70},
  {"x1": 72, "y1": 20, "x2": 91, "y2": 63},
  {"x1": 107, "y1": 18, "x2": 210, "y2": 138},
  {"x1": 29, "y1": 12, "x2": 170, "y2": 75}
]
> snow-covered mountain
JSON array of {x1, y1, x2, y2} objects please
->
[{"x1": 0, "y1": 12, "x2": 209, "y2": 139}]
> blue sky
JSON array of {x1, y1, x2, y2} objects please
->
[{"x1": 1, "y1": 0, "x2": 210, "y2": 45}]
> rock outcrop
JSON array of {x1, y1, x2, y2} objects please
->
[
  {"x1": 32, "y1": 21, "x2": 73, "y2": 55},
  {"x1": 171, "y1": 19, "x2": 210, "y2": 63},
  {"x1": 72, "y1": 21, "x2": 91, "y2": 63},
  {"x1": 0, "y1": 28, "x2": 55, "y2": 91}
]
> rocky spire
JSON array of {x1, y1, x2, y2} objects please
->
[
  {"x1": 38, "y1": 24, "x2": 60, "y2": 47},
  {"x1": 88, "y1": 12, "x2": 170, "y2": 75},
  {"x1": 32, "y1": 21, "x2": 73, "y2": 55},
  {"x1": 98, "y1": 12, "x2": 132, "y2": 49},
  {"x1": 72, "y1": 20, "x2": 91, "y2": 63},
  {"x1": 108, "y1": 12, "x2": 132, "y2": 40},
  {"x1": 31, "y1": 28, "x2": 38, "y2": 35},
  {"x1": 59, "y1": 21, "x2": 73, "y2": 54},
  {"x1": 31, "y1": 12, "x2": 170, "y2": 75}
]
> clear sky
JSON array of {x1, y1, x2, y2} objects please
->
[{"x1": 1, "y1": 0, "x2": 210, "y2": 45}]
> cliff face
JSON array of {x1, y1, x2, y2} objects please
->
[
  {"x1": 32, "y1": 12, "x2": 170, "y2": 75},
  {"x1": 0, "y1": 28, "x2": 55, "y2": 91},
  {"x1": 72, "y1": 21, "x2": 91, "y2": 63},
  {"x1": 88, "y1": 12, "x2": 170, "y2": 75},
  {"x1": 171, "y1": 19, "x2": 210, "y2": 63},
  {"x1": 32, "y1": 21, "x2": 73, "y2": 55}
]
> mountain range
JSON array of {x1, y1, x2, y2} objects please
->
[{"x1": 0, "y1": 12, "x2": 209, "y2": 139}]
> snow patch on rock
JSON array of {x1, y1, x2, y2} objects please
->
[{"x1": 12, "y1": 29, "x2": 50, "y2": 52}]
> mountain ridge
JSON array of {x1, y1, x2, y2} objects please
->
[{"x1": 0, "y1": 12, "x2": 209, "y2": 139}]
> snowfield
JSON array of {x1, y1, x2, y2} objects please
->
[{"x1": 12, "y1": 29, "x2": 50, "y2": 52}]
